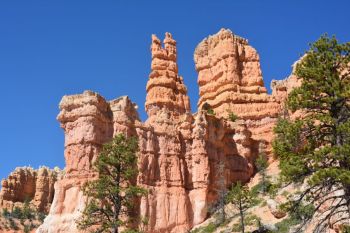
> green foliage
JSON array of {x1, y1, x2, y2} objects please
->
[
  {"x1": 226, "y1": 182, "x2": 257, "y2": 233},
  {"x1": 231, "y1": 223, "x2": 242, "y2": 232},
  {"x1": 250, "y1": 180, "x2": 279, "y2": 199},
  {"x1": 22, "y1": 199, "x2": 34, "y2": 220},
  {"x1": 273, "y1": 119, "x2": 308, "y2": 183},
  {"x1": 255, "y1": 153, "x2": 269, "y2": 194},
  {"x1": 272, "y1": 202, "x2": 315, "y2": 233},
  {"x1": 226, "y1": 182, "x2": 256, "y2": 209},
  {"x1": 273, "y1": 216, "x2": 300, "y2": 233},
  {"x1": 9, "y1": 217, "x2": 18, "y2": 230},
  {"x1": 2, "y1": 208, "x2": 10, "y2": 218},
  {"x1": 255, "y1": 154, "x2": 268, "y2": 173},
  {"x1": 207, "y1": 108, "x2": 215, "y2": 115},
  {"x1": 231, "y1": 214, "x2": 261, "y2": 232},
  {"x1": 37, "y1": 212, "x2": 46, "y2": 223},
  {"x1": 12, "y1": 206, "x2": 23, "y2": 219},
  {"x1": 273, "y1": 34, "x2": 350, "y2": 231},
  {"x1": 23, "y1": 224, "x2": 32, "y2": 233},
  {"x1": 77, "y1": 134, "x2": 147, "y2": 233},
  {"x1": 191, "y1": 222, "x2": 217, "y2": 233},
  {"x1": 122, "y1": 229, "x2": 143, "y2": 233},
  {"x1": 340, "y1": 225, "x2": 350, "y2": 233},
  {"x1": 228, "y1": 111, "x2": 239, "y2": 122}
]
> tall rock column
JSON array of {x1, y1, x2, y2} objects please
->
[
  {"x1": 37, "y1": 91, "x2": 113, "y2": 233},
  {"x1": 145, "y1": 32, "x2": 191, "y2": 120},
  {"x1": 137, "y1": 33, "x2": 194, "y2": 233}
]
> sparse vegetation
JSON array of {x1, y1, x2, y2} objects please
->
[
  {"x1": 0, "y1": 202, "x2": 46, "y2": 231},
  {"x1": 226, "y1": 182, "x2": 257, "y2": 233},
  {"x1": 2, "y1": 208, "x2": 10, "y2": 218},
  {"x1": 207, "y1": 108, "x2": 216, "y2": 115},
  {"x1": 255, "y1": 153, "x2": 269, "y2": 194},
  {"x1": 228, "y1": 111, "x2": 239, "y2": 122},
  {"x1": 191, "y1": 222, "x2": 217, "y2": 233}
]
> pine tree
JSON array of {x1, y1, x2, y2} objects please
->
[
  {"x1": 226, "y1": 182, "x2": 255, "y2": 233},
  {"x1": 77, "y1": 134, "x2": 147, "y2": 233},
  {"x1": 273, "y1": 35, "x2": 350, "y2": 231},
  {"x1": 255, "y1": 153, "x2": 268, "y2": 194}
]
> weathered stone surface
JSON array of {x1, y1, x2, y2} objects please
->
[
  {"x1": 36, "y1": 30, "x2": 301, "y2": 233},
  {"x1": 0, "y1": 166, "x2": 60, "y2": 213},
  {"x1": 267, "y1": 199, "x2": 286, "y2": 219},
  {"x1": 37, "y1": 91, "x2": 114, "y2": 233},
  {"x1": 145, "y1": 32, "x2": 191, "y2": 120},
  {"x1": 194, "y1": 28, "x2": 299, "y2": 157}
]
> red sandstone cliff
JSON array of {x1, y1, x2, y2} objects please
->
[{"x1": 34, "y1": 29, "x2": 300, "y2": 233}]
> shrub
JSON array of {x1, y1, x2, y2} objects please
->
[
  {"x1": 22, "y1": 199, "x2": 34, "y2": 220},
  {"x1": 2, "y1": 208, "x2": 10, "y2": 218},
  {"x1": 340, "y1": 225, "x2": 350, "y2": 233},
  {"x1": 191, "y1": 222, "x2": 217, "y2": 233},
  {"x1": 228, "y1": 112, "x2": 238, "y2": 122},
  {"x1": 207, "y1": 108, "x2": 215, "y2": 115},
  {"x1": 37, "y1": 212, "x2": 46, "y2": 222},
  {"x1": 12, "y1": 206, "x2": 23, "y2": 219},
  {"x1": 24, "y1": 224, "x2": 31, "y2": 233},
  {"x1": 9, "y1": 217, "x2": 18, "y2": 230}
]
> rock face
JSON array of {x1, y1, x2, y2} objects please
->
[
  {"x1": 194, "y1": 28, "x2": 296, "y2": 156},
  {"x1": 0, "y1": 166, "x2": 60, "y2": 213},
  {"x1": 37, "y1": 29, "x2": 299, "y2": 233},
  {"x1": 37, "y1": 91, "x2": 114, "y2": 232},
  {"x1": 146, "y1": 32, "x2": 191, "y2": 119}
]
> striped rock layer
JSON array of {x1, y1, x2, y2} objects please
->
[{"x1": 36, "y1": 29, "x2": 299, "y2": 233}]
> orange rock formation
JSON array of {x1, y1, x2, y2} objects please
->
[
  {"x1": 0, "y1": 166, "x2": 60, "y2": 213},
  {"x1": 35, "y1": 28, "x2": 299, "y2": 232},
  {"x1": 194, "y1": 28, "x2": 299, "y2": 156}
]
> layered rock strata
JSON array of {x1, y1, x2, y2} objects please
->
[
  {"x1": 0, "y1": 166, "x2": 60, "y2": 213},
  {"x1": 35, "y1": 29, "x2": 300, "y2": 233},
  {"x1": 37, "y1": 32, "x2": 261, "y2": 233},
  {"x1": 146, "y1": 32, "x2": 191, "y2": 120},
  {"x1": 194, "y1": 28, "x2": 298, "y2": 156},
  {"x1": 37, "y1": 91, "x2": 113, "y2": 232}
]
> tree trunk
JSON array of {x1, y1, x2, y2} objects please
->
[{"x1": 240, "y1": 201, "x2": 245, "y2": 233}]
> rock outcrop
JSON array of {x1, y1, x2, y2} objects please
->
[
  {"x1": 37, "y1": 91, "x2": 113, "y2": 232},
  {"x1": 194, "y1": 28, "x2": 299, "y2": 157},
  {"x1": 0, "y1": 166, "x2": 61, "y2": 213},
  {"x1": 35, "y1": 29, "x2": 301, "y2": 233},
  {"x1": 146, "y1": 32, "x2": 191, "y2": 119}
]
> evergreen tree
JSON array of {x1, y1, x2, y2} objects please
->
[
  {"x1": 226, "y1": 182, "x2": 255, "y2": 233},
  {"x1": 11, "y1": 206, "x2": 22, "y2": 219},
  {"x1": 255, "y1": 153, "x2": 268, "y2": 194},
  {"x1": 273, "y1": 35, "x2": 350, "y2": 231},
  {"x1": 77, "y1": 134, "x2": 147, "y2": 233},
  {"x1": 22, "y1": 198, "x2": 34, "y2": 220}
]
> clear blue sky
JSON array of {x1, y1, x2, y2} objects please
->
[{"x1": 0, "y1": 0, "x2": 349, "y2": 182}]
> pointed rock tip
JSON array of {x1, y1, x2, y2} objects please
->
[{"x1": 152, "y1": 34, "x2": 161, "y2": 43}]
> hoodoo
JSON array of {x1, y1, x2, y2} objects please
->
[{"x1": 0, "y1": 29, "x2": 300, "y2": 233}]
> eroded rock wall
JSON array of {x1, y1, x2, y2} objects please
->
[
  {"x1": 0, "y1": 166, "x2": 60, "y2": 213},
  {"x1": 35, "y1": 29, "x2": 300, "y2": 233},
  {"x1": 194, "y1": 28, "x2": 298, "y2": 157},
  {"x1": 37, "y1": 91, "x2": 113, "y2": 232}
]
